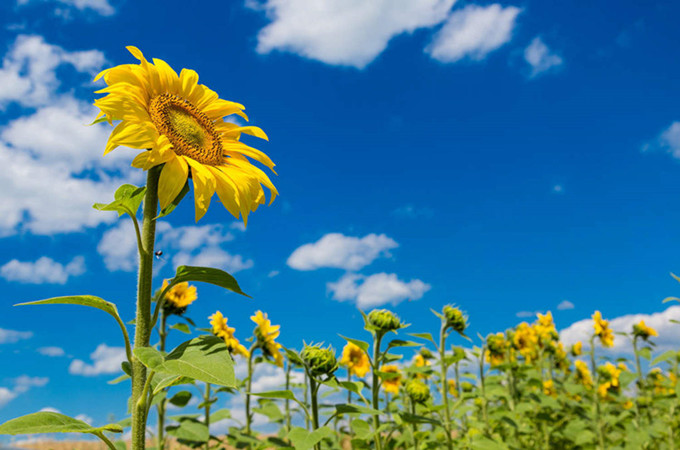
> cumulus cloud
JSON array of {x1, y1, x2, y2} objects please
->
[
  {"x1": 0, "y1": 327, "x2": 33, "y2": 344},
  {"x1": 251, "y1": 0, "x2": 455, "y2": 68},
  {"x1": 327, "y1": 272, "x2": 430, "y2": 308},
  {"x1": 560, "y1": 306, "x2": 680, "y2": 354},
  {"x1": 98, "y1": 220, "x2": 252, "y2": 274},
  {"x1": 69, "y1": 344, "x2": 126, "y2": 376},
  {"x1": 426, "y1": 4, "x2": 521, "y2": 63},
  {"x1": 18, "y1": 0, "x2": 115, "y2": 16},
  {"x1": 0, "y1": 256, "x2": 85, "y2": 284},
  {"x1": 644, "y1": 122, "x2": 680, "y2": 159},
  {"x1": 0, "y1": 376, "x2": 49, "y2": 409},
  {"x1": 0, "y1": 34, "x2": 104, "y2": 108},
  {"x1": 37, "y1": 346, "x2": 66, "y2": 357},
  {"x1": 287, "y1": 233, "x2": 398, "y2": 271},
  {"x1": 524, "y1": 37, "x2": 563, "y2": 77},
  {"x1": 557, "y1": 300, "x2": 574, "y2": 310}
]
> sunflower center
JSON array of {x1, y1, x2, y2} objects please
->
[{"x1": 149, "y1": 93, "x2": 223, "y2": 166}]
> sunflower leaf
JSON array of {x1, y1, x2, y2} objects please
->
[
  {"x1": 0, "y1": 412, "x2": 122, "y2": 435},
  {"x1": 169, "y1": 266, "x2": 249, "y2": 298},
  {"x1": 93, "y1": 184, "x2": 146, "y2": 218}
]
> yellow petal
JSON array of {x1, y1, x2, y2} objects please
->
[
  {"x1": 126, "y1": 46, "x2": 147, "y2": 62},
  {"x1": 207, "y1": 166, "x2": 241, "y2": 219},
  {"x1": 184, "y1": 157, "x2": 217, "y2": 222},
  {"x1": 152, "y1": 58, "x2": 180, "y2": 94},
  {"x1": 179, "y1": 68, "x2": 199, "y2": 100},
  {"x1": 158, "y1": 154, "x2": 189, "y2": 210}
]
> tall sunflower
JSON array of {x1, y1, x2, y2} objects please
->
[
  {"x1": 94, "y1": 46, "x2": 277, "y2": 223},
  {"x1": 251, "y1": 310, "x2": 284, "y2": 367},
  {"x1": 209, "y1": 311, "x2": 249, "y2": 358},
  {"x1": 339, "y1": 342, "x2": 370, "y2": 378}
]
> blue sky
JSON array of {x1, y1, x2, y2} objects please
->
[{"x1": 1, "y1": 0, "x2": 680, "y2": 434}]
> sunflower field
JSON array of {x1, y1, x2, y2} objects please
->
[{"x1": 1, "y1": 45, "x2": 679, "y2": 450}]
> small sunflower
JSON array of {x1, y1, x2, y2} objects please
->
[
  {"x1": 339, "y1": 342, "x2": 371, "y2": 378},
  {"x1": 94, "y1": 46, "x2": 277, "y2": 223},
  {"x1": 160, "y1": 280, "x2": 197, "y2": 315},
  {"x1": 592, "y1": 311, "x2": 614, "y2": 348},
  {"x1": 542, "y1": 379, "x2": 557, "y2": 397},
  {"x1": 632, "y1": 320, "x2": 658, "y2": 341},
  {"x1": 485, "y1": 332, "x2": 508, "y2": 368},
  {"x1": 447, "y1": 379, "x2": 458, "y2": 398},
  {"x1": 251, "y1": 310, "x2": 284, "y2": 367},
  {"x1": 209, "y1": 311, "x2": 249, "y2": 358},
  {"x1": 381, "y1": 365, "x2": 401, "y2": 394},
  {"x1": 574, "y1": 360, "x2": 593, "y2": 388}
]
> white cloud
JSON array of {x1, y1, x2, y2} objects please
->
[
  {"x1": 69, "y1": 344, "x2": 126, "y2": 376},
  {"x1": 552, "y1": 184, "x2": 564, "y2": 193},
  {"x1": 18, "y1": 0, "x2": 115, "y2": 16},
  {"x1": 0, "y1": 327, "x2": 33, "y2": 344},
  {"x1": 0, "y1": 34, "x2": 105, "y2": 108},
  {"x1": 0, "y1": 376, "x2": 49, "y2": 409},
  {"x1": 251, "y1": 0, "x2": 456, "y2": 68},
  {"x1": 515, "y1": 310, "x2": 541, "y2": 318},
  {"x1": 560, "y1": 306, "x2": 680, "y2": 354},
  {"x1": 644, "y1": 122, "x2": 680, "y2": 159},
  {"x1": 0, "y1": 256, "x2": 85, "y2": 284},
  {"x1": 267, "y1": 270, "x2": 280, "y2": 278},
  {"x1": 37, "y1": 346, "x2": 66, "y2": 357},
  {"x1": 98, "y1": 221, "x2": 253, "y2": 274},
  {"x1": 426, "y1": 4, "x2": 521, "y2": 63},
  {"x1": 524, "y1": 37, "x2": 563, "y2": 77},
  {"x1": 557, "y1": 300, "x2": 574, "y2": 310},
  {"x1": 328, "y1": 272, "x2": 430, "y2": 308},
  {"x1": 287, "y1": 233, "x2": 398, "y2": 271},
  {"x1": 39, "y1": 406, "x2": 61, "y2": 413},
  {"x1": 75, "y1": 413, "x2": 93, "y2": 425}
]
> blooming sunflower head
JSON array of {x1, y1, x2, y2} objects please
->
[
  {"x1": 542, "y1": 379, "x2": 557, "y2": 397},
  {"x1": 632, "y1": 320, "x2": 658, "y2": 341},
  {"x1": 339, "y1": 342, "x2": 371, "y2": 378},
  {"x1": 301, "y1": 344, "x2": 338, "y2": 378},
  {"x1": 570, "y1": 341, "x2": 583, "y2": 357},
  {"x1": 512, "y1": 322, "x2": 538, "y2": 364},
  {"x1": 574, "y1": 360, "x2": 593, "y2": 388},
  {"x1": 208, "y1": 311, "x2": 249, "y2": 358},
  {"x1": 597, "y1": 362, "x2": 622, "y2": 398},
  {"x1": 94, "y1": 46, "x2": 278, "y2": 224},
  {"x1": 251, "y1": 310, "x2": 284, "y2": 367},
  {"x1": 485, "y1": 332, "x2": 508, "y2": 368},
  {"x1": 405, "y1": 379, "x2": 430, "y2": 404},
  {"x1": 160, "y1": 279, "x2": 197, "y2": 316},
  {"x1": 380, "y1": 365, "x2": 401, "y2": 394},
  {"x1": 592, "y1": 311, "x2": 614, "y2": 348}
]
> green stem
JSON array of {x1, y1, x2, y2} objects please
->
[
  {"x1": 245, "y1": 343, "x2": 256, "y2": 436},
  {"x1": 590, "y1": 336, "x2": 605, "y2": 450},
  {"x1": 205, "y1": 382, "x2": 212, "y2": 450},
  {"x1": 304, "y1": 370, "x2": 310, "y2": 430},
  {"x1": 308, "y1": 374, "x2": 321, "y2": 450},
  {"x1": 131, "y1": 166, "x2": 161, "y2": 450},
  {"x1": 285, "y1": 360, "x2": 292, "y2": 434},
  {"x1": 411, "y1": 399, "x2": 419, "y2": 450},
  {"x1": 372, "y1": 332, "x2": 384, "y2": 450},
  {"x1": 479, "y1": 346, "x2": 489, "y2": 436},
  {"x1": 156, "y1": 310, "x2": 168, "y2": 450},
  {"x1": 632, "y1": 336, "x2": 644, "y2": 428},
  {"x1": 439, "y1": 325, "x2": 453, "y2": 450},
  {"x1": 94, "y1": 431, "x2": 118, "y2": 450}
]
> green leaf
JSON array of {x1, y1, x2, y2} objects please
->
[
  {"x1": 662, "y1": 296, "x2": 680, "y2": 304},
  {"x1": 209, "y1": 409, "x2": 231, "y2": 423},
  {"x1": 87, "y1": 116, "x2": 108, "y2": 126},
  {"x1": 249, "y1": 390, "x2": 297, "y2": 401},
  {"x1": 338, "y1": 335, "x2": 370, "y2": 354},
  {"x1": 108, "y1": 373, "x2": 130, "y2": 385},
  {"x1": 350, "y1": 419, "x2": 373, "y2": 440},
  {"x1": 152, "y1": 374, "x2": 193, "y2": 395},
  {"x1": 638, "y1": 346, "x2": 652, "y2": 361},
  {"x1": 93, "y1": 184, "x2": 146, "y2": 218},
  {"x1": 409, "y1": 332, "x2": 436, "y2": 345},
  {"x1": 651, "y1": 350, "x2": 677, "y2": 366},
  {"x1": 157, "y1": 181, "x2": 189, "y2": 218},
  {"x1": 170, "y1": 323, "x2": 191, "y2": 334},
  {"x1": 134, "y1": 335, "x2": 236, "y2": 387},
  {"x1": 169, "y1": 266, "x2": 249, "y2": 297},
  {"x1": 287, "y1": 426, "x2": 334, "y2": 450},
  {"x1": 334, "y1": 404, "x2": 381, "y2": 416},
  {"x1": 168, "y1": 391, "x2": 192, "y2": 407},
  {"x1": 386, "y1": 339, "x2": 421, "y2": 350},
  {"x1": 253, "y1": 402, "x2": 284, "y2": 422},
  {"x1": 166, "y1": 418, "x2": 208, "y2": 443},
  {"x1": 0, "y1": 412, "x2": 123, "y2": 435}
]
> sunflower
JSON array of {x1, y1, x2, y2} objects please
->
[
  {"x1": 447, "y1": 379, "x2": 458, "y2": 398},
  {"x1": 592, "y1": 311, "x2": 614, "y2": 348},
  {"x1": 485, "y1": 332, "x2": 508, "y2": 368},
  {"x1": 209, "y1": 311, "x2": 249, "y2": 358},
  {"x1": 574, "y1": 360, "x2": 593, "y2": 388},
  {"x1": 251, "y1": 310, "x2": 284, "y2": 367},
  {"x1": 597, "y1": 362, "x2": 621, "y2": 399},
  {"x1": 339, "y1": 342, "x2": 371, "y2": 378},
  {"x1": 94, "y1": 46, "x2": 277, "y2": 223},
  {"x1": 381, "y1": 365, "x2": 401, "y2": 394},
  {"x1": 160, "y1": 279, "x2": 197, "y2": 315},
  {"x1": 632, "y1": 320, "x2": 658, "y2": 341},
  {"x1": 543, "y1": 379, "x2": 557, "y2": 397}
]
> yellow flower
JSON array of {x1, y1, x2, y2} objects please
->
[
  {"x1": 160, "y1": 280, "x2": 197, "y2": 314},
  {"x1": 632, "y1": 320, "x2": 658, "y2": 341},
  {"x1": 381, "y1": 365, "x2": 401, "y2": 394},
  {"x1": 597, "y1": 362, "x2": 621, "y2": 398},
  {"x1": 94, "y1": 46, "x2": 277, "y2": 223},
  {"x1": 513, "y1": 322, "x2": 538, "y2": 364},
  {"x1": 570, "y1": 341, "x2": 583, "y2": 357},
  {"x1": 543, "y1": 379, "x2": 557, "y2": 397},
  {"x1": 447, "y1": 379, "x2": 458, "y2": 398},
  {"x1": 413, "y1": 353, "x2": 432, "y2": 379},
  {"x1": 574, "y1": 360, "x2": 593, "y2": 388},
  {"x1": 251, "y1": 310, "x2": 284, "y2": 367},
  {"x1": 623, "y1": 400, "x2": 634, "y2": 410},
  {"x1": 534, "y1": 312, "x2": 558, "y2": 346},
  {"x1": 339, "y1": 342, "x2": 370, "y2": 378},
  {"x1": 209, "y1": 311, "x2": 249, "y2": 358},
  {"x1": 592, "y1": 311, "x2": 614, "y2": 348},
  {"x1": 485, "y1": 332, "x2": 507, "y2": 368}
]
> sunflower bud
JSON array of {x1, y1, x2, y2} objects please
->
[
  {"x1": 301, "y1": 344, "x2": 338, "y2": 377},
  {"x1": 452, "y1": 346, "x2": 467, "y2": 363},
  {"x1": 418, "y1": 348, "x2": 434, "y2": 360},
  {"x1": 461, "y1": 381, "x2": 475, "y2": 392},
  {"x1": 368, "y1": 309, "x2": 402, "y2": 333},
  {"x1": 442, "y1": 305, "x2": 467, "y2": 334},
  {"x1": 405, "y1": 379, "x2": 430, "y2": 403}
]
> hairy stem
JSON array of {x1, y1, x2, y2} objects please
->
[
  {"x1": 590, "y1": 336, "x2": 605, "y2": 450},
  {"x1": 439, "y1": 325, "x2": 453, "y2": 450},
  {"x1": 156, "y1": 310, "x2": 167, "y2": 450},
  {"x1": 204, "y1": 382, "x2": 212, "y2": 450},
  {"x1": 309, "y1": 375, "x2": 321, "y2": 450},
  {"x1": 372, "y1": 332, "x2": 384, "y2": 450},
  {"x1": 131, "y1": 166, "x2": 160, "y2": 450},
  {"x1": 245, "y1": 344, "x2": 256, "y2": 436}
]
